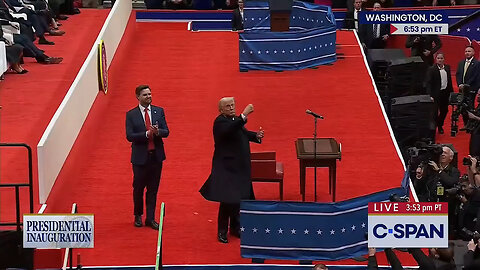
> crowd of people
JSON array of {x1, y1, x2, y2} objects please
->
[
  {"x1": 0, "y1": 0, "x2": 80, "y2": 78},
  {"x1": 341, "y1": 0, "x2": 480, "y2": 268}
]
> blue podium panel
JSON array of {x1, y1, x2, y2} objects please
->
[
  {"x1": 239, "y1": 1, "x2": 337, "y2": 71},
  {"x1": 240, "y1": 172, "x2": 410, "y2": 261},
  {"x1": 239, "y1": 28, "x2": 336, "y2": 71}
]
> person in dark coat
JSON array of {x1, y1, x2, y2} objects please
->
[
  {"x1": 126, "y1": 85, "x2": 169, "y2": 230},
  {"x1": 344, "y1": 0, "x2": 363, "y2": 30},
  {"x1": 406, "y1": 34, "x2": 442, "y2": 66},
  {"x1": 358, "y1": 2, "x2": 389, "y2": 50},
  {"x1": 232, "y1": 0, "x2": 243, "y2": 31},
  {"x1": 200, "y1": 97, "x2": 264, "y2": 243},
  {"x1": 425, "y1": 53, "x2": 453, "y2": 134}
]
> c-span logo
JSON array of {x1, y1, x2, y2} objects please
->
[{"x1": 368, "y1": 202, "x2": 448, "y2": 248}]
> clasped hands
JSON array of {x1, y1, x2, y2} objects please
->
[{"x1": 147, "y1": 124, "x2": 159, "y2": 138}]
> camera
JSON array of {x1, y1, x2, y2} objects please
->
[
  {"x1": 463, "y1": 157, "x2": 480, "y2": 168},
  {"x1": 407, "y1": 142, "x2": 443, "y2": 173},
  {"x1": 389, "y1": 193, "x2": 409, "y2": 202},
  {"x1": 449, "y1": 92, "x2": 471, "y2": 136}
]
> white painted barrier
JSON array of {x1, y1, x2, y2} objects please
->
[{"x1": 37, "y1": 1, "x2": 132, "y2": 204}]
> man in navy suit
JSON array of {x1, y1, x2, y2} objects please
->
[
  {"x1": 359, "y1": 2, "x2": 389, "y2": 50},
  {"x1": 456, "y1": 45, "x2": 480, "y2": 125},
  {"x1": 126, "y1": 85, "x2": 169, "y2": 230}
]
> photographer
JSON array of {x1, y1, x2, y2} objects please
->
[
  {"x1": 464, "y1": 239, "x2": 480, "y2": 270},
  {"x1": 467, "y1": 111, "x2": 480, "y2": 156},
  {"x1": 408, "y1": 245, "x2": 456, "y2": 270},
  {"x1": 457, "y1": 156, "x2": 480, "y2": 236},
  {"x1": 414, "y1": 146, "x2": 460, "y2": 202}
]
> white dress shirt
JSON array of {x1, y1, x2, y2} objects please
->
[
  {"x1": 139, "y1": 104, "x2": 152, "y2": 137},
  {"x1": 438, "y1": 65, "x2": 447, "y2": 90}
]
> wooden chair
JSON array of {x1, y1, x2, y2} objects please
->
[{"x1": 250, "y1": 151, "x2": 284, "y2": 200}]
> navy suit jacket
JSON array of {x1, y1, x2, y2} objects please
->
[
  {"x1": 456, "y1": 58, "x2": 480, "y2": 92},
  {"x1": 126, "y1": 105, "x2": 169, "y2": 165}
]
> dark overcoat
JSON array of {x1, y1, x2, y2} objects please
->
[{"x1": 200, "y1": 114, "x2": 260, "y2": 204}]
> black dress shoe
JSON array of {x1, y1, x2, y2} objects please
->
[
  {"x1": 439, "y1": 127, "x2": 444, "y2": 134},
  {"x1": 39, "y1": 37, "x2": 55, "y2": 45},
  {"x1": 218, "y1": 233, "x2": 228, "y2": 243},
  {"x1": 40, "y1": 57, "x2": 63, "y2": 64},
  {"x1": 145, "y1": 220, "x2": 159, "y2": 230},
  {"x1": 134, "y1": 215, "x2": 142, "y2": 227}
]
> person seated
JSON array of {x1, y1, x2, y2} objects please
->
[
  {"x1": 11, "y1": 31, "x2": 62, "y2": 64},
  {"x1": 0, "y1": 0, "x2": 59, "y2": 45},
  {"x1": 414, "y1": 146, "x2": 460, "y2": 202},
  {"x1": 1, "y1": 28, "x2": 27, "y2": 73}
]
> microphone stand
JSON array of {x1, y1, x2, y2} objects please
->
[{"x1": 313, "y1": 117, "x2": 318, "y2": 202}]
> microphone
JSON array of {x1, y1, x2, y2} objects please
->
[{"x1": 306, "y1": 110, "x2": 324, "y2": 119}]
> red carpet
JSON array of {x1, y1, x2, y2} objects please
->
[
  {"x1": 0, "y1": 9, "x2": 109, "y2": 224},
  {"x1": 45, "y1": 22, "x2": 407, "y2": 266}
]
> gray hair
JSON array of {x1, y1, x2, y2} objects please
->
[{"x1": 218, "y1": 97, "x2": 235, "y2": 112}]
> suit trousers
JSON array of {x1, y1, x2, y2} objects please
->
[
  {"x1": 435, "y1": 89, "x2": 450, "y2": 128},
  {"x1": 132, "y1": 151, "x2": 162, "y2": 222},
  {"x1": 218, "y1": 202, "x2": 240, "y2": 234}
]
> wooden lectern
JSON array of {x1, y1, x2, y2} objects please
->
[
  {"x1": 269, "y1": 0, "x2": 293, "y2": 32},
  {"x1": 295, "y1": 138, "x2": 341, "y2": 202}
]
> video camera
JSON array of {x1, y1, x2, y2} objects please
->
[
  {"x1": 449, "y1": 92, "x2": 470, "y2": 136},
  {"x1": 449, "y1": 85, "x2": 478, "y2": 136},
  {"x1": 407, "y1": 142, "x2": 443, "y2": 172}
]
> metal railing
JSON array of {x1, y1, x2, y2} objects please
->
[{"x1": 0, "y1": 143, "x2": 34, "y2": 231}]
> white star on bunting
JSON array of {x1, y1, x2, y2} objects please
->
[
  {"x1": 330, "y1": 229, "x2": 335, "y2": 235},
  {"x1": 341, "y1": 228, "x2": 346, "y2": 233},
  {"x1": 291, "y1": 229, "x2": 296, "y2": 234},
  {"x1": 241, "y1": 227, "x2": 245, "y2": 232},
  {"x1": 317, "y1": 229, "x2": 322, "y2": 235},
  {"x1": 362, "y1": 223, "x2": 366, "y2": 228},
  {"x1": 252, "y1": 228, "x2": 258, "y2": 233},
  {"x1": 304, "y1": 229, "x2": 309, "y2": 234},
  {"x1": 278, "y1": 228, "x2": 283, "y2": 234},
  {"x1": 351, "y1": 225, "x2": 356, "y2": 231},
  {"x1": 265, "y1": 228, "x2": 270, "y2": 233}
]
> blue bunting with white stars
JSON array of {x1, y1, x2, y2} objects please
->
[
  {"x1": 239, "y1": 1, "x2": 337, "y2": 71},
  {"x1": 240, "y1": 173, "x2": 409, "y2": 261}
]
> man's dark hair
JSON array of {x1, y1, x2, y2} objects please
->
[
  {"x1": 135, "y1": 85, "x2": 150, "y2": 96},
  {"x1": 466, "y1": 45, "x2": 475, "y2": 50}
]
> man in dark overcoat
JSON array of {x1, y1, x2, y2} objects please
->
[{"x1": 200, "y1": 97, "x2": 264, "y2": 243}]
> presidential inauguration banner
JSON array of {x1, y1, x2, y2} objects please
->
[{"x1": 23, "y1": 214, "x2": 94, "y2": 248}]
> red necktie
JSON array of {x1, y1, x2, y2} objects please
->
[{"x1": 144, "y1": 107, "x2": 155, "y2": 151}]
